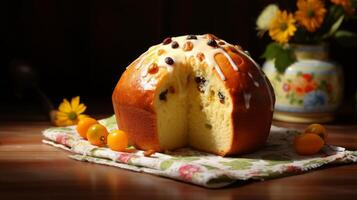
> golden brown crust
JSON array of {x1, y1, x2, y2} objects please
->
[
  {"x1": 112, "y1": 34, "x2": 274, "y2": 156},
  {"x1": 112, "y1": 59, "x2": 161, "y2": 151},
  {"x1": 214, "y1": 48, "x2": 274, "y2": 155}
]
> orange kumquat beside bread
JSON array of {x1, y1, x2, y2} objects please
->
[{"x1": 294, "y1": 123, "x2": 327, "y2": 155}]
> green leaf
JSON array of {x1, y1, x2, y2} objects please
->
[
  {"x1": 334, "y1": 30, "x2": 357, "y2": 47},
  {"x1": 318, "y1": 5, "x2": 344, "y2": 40},
  {"x1": 261, "y1": 154, "x2": 291, "y2": 166},
  {"x1": 328, "y1": 5, "x2": 345, "y2": 22},
  {"x1": 202, "y1": 164, "x2": 218, "y2": 170},
  {"x1": 262, "y1": 43, "x2": 296, "y2": 73},
  {"x1": 262, "y1": 43, "x2": 280, "y2": 60},
  {"x1": 174, "y1": 156, "x2": 200, "y2": 161},
  {"x1": 351, "y1": 0, "x2": 357, "y2": 8},
  {"x1": 323, "y1": 15, "x2": 344, "y2": 39},
  {"x1": 160, "y1": 160, "x2": 174, "y2": 170},
  {"x1": 220, "y1": 159, "x2": 254, "y2": 170},
  {"x1": 274, "y1": 49, "x2": 296, "y2": 73}
]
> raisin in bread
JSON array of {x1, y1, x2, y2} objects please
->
[{"x1": 112, "y1": 34, "x2": 275, "y2": 156}]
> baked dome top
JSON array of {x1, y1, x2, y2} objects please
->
[
  {"x1": 113, "y1": 34, "x2": 275, "y2": 155},
  {"x1": 128, "y1": 34, "x2": 274, "y2": 111}
]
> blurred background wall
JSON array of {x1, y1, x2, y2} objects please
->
[{"x1": 0, "y1": 0, "x2": 356, "y2": 121}]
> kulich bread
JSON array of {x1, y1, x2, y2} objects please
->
[{"x1": 112, "y1": 34, "x2": 275, "y2": 156}]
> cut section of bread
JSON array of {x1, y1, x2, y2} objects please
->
[{"x1": 112, "y1": 34, "x2": 275, "y2": 156}]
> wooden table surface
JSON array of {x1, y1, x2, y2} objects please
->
[{"x1": 1, "y1": 119, "x2": 357, "y2": 200}]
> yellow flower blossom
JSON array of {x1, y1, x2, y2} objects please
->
[
  {"x1": 269, "y1": 10, "x2": 297, "y2": 43},
  {"x1": 295, "y1": 0, "x2": 327, "y2": 32},
  {"x1": 55, "y1": 96, "x2": 88, "y2": 126}
]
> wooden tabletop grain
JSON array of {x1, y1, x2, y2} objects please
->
[{"x1": 1, "y1": 119, "x2": 357, "y2": 200}]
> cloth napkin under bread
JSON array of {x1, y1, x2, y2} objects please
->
[{"x1": 42, "y1": 115, "x2": 357, "y2": 188}]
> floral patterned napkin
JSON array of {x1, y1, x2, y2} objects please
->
[{"x1": 42, "y1": 115, "x2": 357, "y2": 188}]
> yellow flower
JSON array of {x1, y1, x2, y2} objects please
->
[
  {"x1": 54, "y1": 96, "x2": 88, "y2": 126},
  {"x1": 295, "y1": 0, "x2": 327, "y2": 32},
  {"x1": 269, "y1": 10, "x2": 297, "y2": 44},
  {"x1": 331, "y1": 0, "x2": 356, "y2": 16}
]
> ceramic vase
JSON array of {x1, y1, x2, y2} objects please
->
[{"x1": 263, "y1": 44, "x2": 343, "y2": 123}]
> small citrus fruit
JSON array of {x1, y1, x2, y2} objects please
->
[
  {"x1": 304, "y1": 123, "x2": 327, "y2": 142},
  {"x1": 294, "y1": 133, "x2": 324, "y2": 155},
  {"x1": 86, "y1": 124, "x2": 108, "y2": 146},
  {"x1": 107, "y1": 130, "x2": 129, "y2": 151},
  {"x1": 76, "y1": 117, "x2": 98, "y2": 139}
]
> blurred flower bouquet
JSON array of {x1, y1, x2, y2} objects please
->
[
  {"x1": 257, "y1": 0, "x2": 357, "y2": 73},
  {"x1": 258, "y1": 0, "x2": 357, "y2": 123}
]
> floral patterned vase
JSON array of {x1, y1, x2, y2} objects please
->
[{"x1": 263, "y1": 44, "x2": 343, "y2": 123}]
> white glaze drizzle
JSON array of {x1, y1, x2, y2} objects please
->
[
  {"x1": 141, "y1": 62, "x2": 154, "y2": 77},
  {"x1": 136, "y1": 53, "x2": 148, "y2": 69},
  {"x1": 221, "y1": 50, "x2": 239, "y2": 71},
  {"x1": 135, "y1": 46, "x2": 159, "y2": 69},
  {"x1": 136, "y1": 34, "x2": 274, "y2": 111},
  {"x1": 248, "y1": 72, "x2": 260, "y2": 87},
  {"x1": 139, "y1": 35, "x2": 243, "y2": 81},
  {"x1": 205, "y1": 49, "x2": 228, "y2": 81},
  {"x1": 243, "y1": 92, "x2": 252, "y2": 110},
  {"x1": 235, "y1": 48, "x2": 275, "y2": 111},
  {"x1": 214, "y1": 64, "x2": 226, "y2": 81}
]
